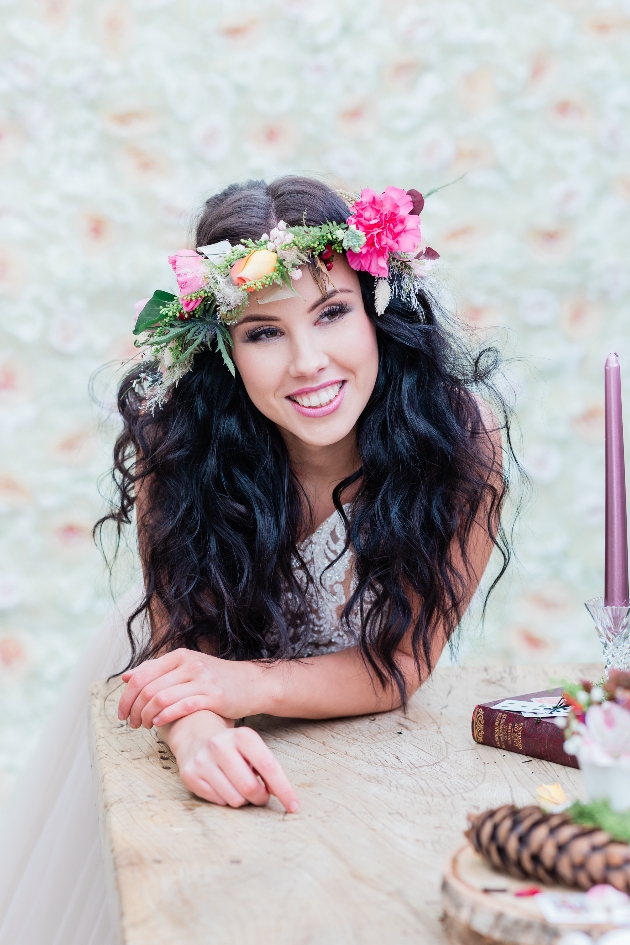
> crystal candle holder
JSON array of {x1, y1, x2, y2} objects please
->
[{"x1": 585, "y1": 597, "x2": 630, "y2": 674}]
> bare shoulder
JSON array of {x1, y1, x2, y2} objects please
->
[
  {"x1": 470, "y1": 394, "x2": 503, "y2": 475},
  {"x1": 473, "y1": 395, "x2": 501, "y2": 434}
]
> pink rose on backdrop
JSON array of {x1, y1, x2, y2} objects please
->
[
  {"x1": 346, "y1": 186, "x2": 421, "y2": 278},
  {"x1": 133, "y1": 298, "x2": 150, "y2": 324},
  {"x1": 168, "y1": 249, "x2": 207, "y2": 312}
]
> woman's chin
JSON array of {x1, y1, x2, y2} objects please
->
[{"x1": 279, "y1": 411, "x2": 358, "y2": 449}]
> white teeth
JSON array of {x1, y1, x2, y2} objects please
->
[{"x1": 292, "y1": 382, "x2": 342, "y2": 408}]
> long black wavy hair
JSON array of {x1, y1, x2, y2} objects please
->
[{"x1": 97, "y1": 175, "x2": 514, "y2": 703}]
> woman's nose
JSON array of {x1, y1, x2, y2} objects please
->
[{"x1": 288, "y1": 332, "x2": 329, "y2": 378}]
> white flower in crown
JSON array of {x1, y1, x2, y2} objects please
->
[
  {"x1": 266, "y1": 221, "x2": 295, "y2": 251},
  {"x1": 410, "y1": 245, "x2": 440, "y2": 278},
  {"x1": 374, "y1": 278, "x2": 391, "y2": 315}
]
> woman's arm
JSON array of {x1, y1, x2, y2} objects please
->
[{"x1": 120, "y1": 645, "x2": 408, "y2": 727}]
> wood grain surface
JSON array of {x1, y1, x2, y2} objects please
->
[
  {"x1": 442, "y1": 842, "x2": 616, "y2": 945},
  {"x1": 88, "y1": 663, "x2": 601, "y2": 945}
]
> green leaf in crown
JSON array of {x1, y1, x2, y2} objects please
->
[{"x1": 133, "y1": 290, "x2": 178, "y2": 335}]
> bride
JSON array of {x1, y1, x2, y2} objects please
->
[{"x1": 0, "y1": 176, "x2": 511, "y2": 940}]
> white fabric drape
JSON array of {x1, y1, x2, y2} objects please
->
[{"x1": 0, "y1": 597, "x2": 135, "y2": 945}]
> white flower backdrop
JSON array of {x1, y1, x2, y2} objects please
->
[{"x1": 1, "y1": 0, "x2": 629, "y2": 798}]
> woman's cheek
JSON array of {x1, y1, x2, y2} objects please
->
[
  {"x1": 336, "y1": 317, "x2": 378, "y2": 385},
  {"x1": 234, "y1": 341, "x2": 286, "y2": 414}
]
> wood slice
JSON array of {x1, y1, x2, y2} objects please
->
[{"x1": 442, "y1": 842, "x2": 616, "y2": 945}]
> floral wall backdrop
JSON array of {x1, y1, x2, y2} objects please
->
[{"x1": 1, "y1": 0, "x2": 629, "y2": 797}]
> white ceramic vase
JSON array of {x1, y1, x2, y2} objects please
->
[{"x1": 580, "y1": 759, "x2": 630, "y2": 813}]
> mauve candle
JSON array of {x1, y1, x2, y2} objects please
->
[{"x1": 605, "y1": 352, "x2": 629, "y2": 607}]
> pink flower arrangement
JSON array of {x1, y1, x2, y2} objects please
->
[
  {"x1": 168, "y1": 249, "x2": 207, "y2": 312},
  {"x1": 345, "y1": 186, "x2": 422, "y2": 279},
  {"x1": 565, "y1": 701, "x2": 630, "y2": 766}
]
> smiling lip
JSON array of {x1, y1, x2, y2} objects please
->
[
  {"x1": 287, "y1": 380, "x2": 346, "y2": 418},
  {"x1": 287, "y1": 378, "x2": 345, "y2": 398}
]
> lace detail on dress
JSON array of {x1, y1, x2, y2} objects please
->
[{"x1": 283, "y1": 506, "x2": 360, "y2": 657}]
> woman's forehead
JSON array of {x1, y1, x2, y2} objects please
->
[{"x1": 244, "y1": 256, "x2": 360, "y2": 318}]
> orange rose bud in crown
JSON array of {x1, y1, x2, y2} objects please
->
[{"x1": 230, "y1": 249, "x2": 278, "y2": 291}]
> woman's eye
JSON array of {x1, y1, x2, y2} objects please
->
[
  {"x1": 245, "y1": 326, "x2": 282, "y2": 342},
  {"x1": 318, "y1": 303, "x2": 350, "y2": 323}
]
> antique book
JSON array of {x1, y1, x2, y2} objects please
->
[{"x1": 471, "y1": 687, "x2": 579, "y2": 769}]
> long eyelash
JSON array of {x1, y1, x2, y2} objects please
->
[
  {"x1": 244, "y1": 302, "x2": 350, "y2": 342},
  {"x1": 319, "y1": 302, "x2": 350, "y2": 321},
  {"x1": 244, "y1": 325, "x2": 280, "y2": 342}
]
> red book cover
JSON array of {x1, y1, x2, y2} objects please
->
[{"x1": 471, "y1": 687, "x2": 579, "y2": 769}]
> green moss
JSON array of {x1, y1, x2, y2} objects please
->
[{"x1": 569, "y1": 798, "x2": 630, "y2": 843}]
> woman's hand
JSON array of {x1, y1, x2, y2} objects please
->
[
  {"x1": 118, "y1": 648, "x2": 277, "y2": 728},
  {"x1": 162, "y1": 710, "x2": 299, "y2": 812}
]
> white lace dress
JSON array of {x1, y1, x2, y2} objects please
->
[
  {"x1": 0, "y1": 509, "x2": 358, "y2": 945},
  {"x1": 282, "y1": 504, "x2": 362, "y2": 657}
]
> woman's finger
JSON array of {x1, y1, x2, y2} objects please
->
[
  {"x1": 181, "y1": 772, "x2": 228, "y2": 806},
  {"x1": 212, "y1": 747, "x2": 271, "y2": 807},
  {"x1": 126, "y1": 672, "x2": 203, "y2": 728},
  {"x1": 235, "y1": 730, "x2": 299, "y2": 813},
  {"x1": 118, "y1": 652, "x2": 184, "y2": 719},
  {"x1": 149, "y1": 693, "x2": 222, "y2": 728},
  {"x1": 189, "y1": 761, "x2": 249, "y2": 808}
]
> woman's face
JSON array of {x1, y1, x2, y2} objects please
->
[{"x1": 230, "y1": 255, "x2": 379, "y2": 450}]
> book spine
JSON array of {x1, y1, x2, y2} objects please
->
[{"x1": 471, "y1": 705, "x2": 579, "y2": 769}]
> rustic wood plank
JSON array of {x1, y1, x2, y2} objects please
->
[
  {"x1": 442, "y1": 842, "x2": 616, "y2": 945},
  {"x1": 89, "y1": 663, "x2": 601, "y2": 945}
]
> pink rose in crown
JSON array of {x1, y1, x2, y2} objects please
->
[
  {"x1": 168, "y1": 249, "x2": 207, "y2": 312},
  {"x1": 345, "y1": 186, "x2": 422, "y2": 279}
]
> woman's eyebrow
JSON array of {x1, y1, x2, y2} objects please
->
[
  {"x1": 237, "y1": 313, "x2": 282, "y2": 326},
  {"x1": 307, "y1": 288, "x2": 353, "y2": 314},
  {"x1": 237, "y1": 288, "x2": 355, "y2": 325}
]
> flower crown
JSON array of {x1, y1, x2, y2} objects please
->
[{"x1": 133, "y1": 185, "x2": 440, "y2": 405}]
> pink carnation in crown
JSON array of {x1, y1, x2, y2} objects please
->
[
  {"x1": 168, "y1": 249, "x2": 207, "y2": 312},
  {"x1": 345, "y1": 186, "x2": 421, "y2": 279}
]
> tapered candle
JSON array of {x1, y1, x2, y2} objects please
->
[{"x1": 605, "y1": 352, "x2": 629, "y2": 606}]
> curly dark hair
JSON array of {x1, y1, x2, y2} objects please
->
[{"x1": 96, "y1": 175, "x2": 515, "y2": 704}]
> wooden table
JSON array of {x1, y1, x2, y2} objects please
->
[{"x1": 89, "y1": 663, "x2": 600, "y2": 945}]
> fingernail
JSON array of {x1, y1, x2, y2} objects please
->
[
  {"x1": 153, "y1": 717, "x2": 160, "y2": 726},
  {"x1": 289, "y1": 801, "x2": 300, "y2": 813}
]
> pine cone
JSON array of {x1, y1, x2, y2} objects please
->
[{"x1": 466, "y1": 805, "x2": 630, "y2": 893}]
